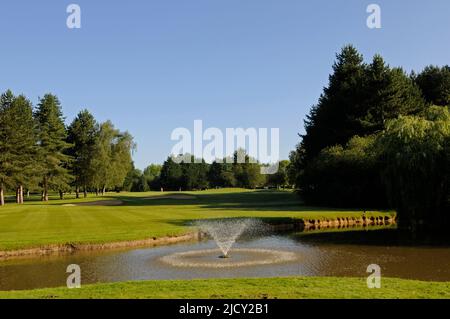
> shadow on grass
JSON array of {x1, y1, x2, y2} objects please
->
[{"x1": 103, "y1": 190, "x2": 373, "y2": 213}]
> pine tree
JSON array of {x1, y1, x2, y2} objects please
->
[
  {"x1": 159, "y1": 157, "x2": 183, "y2": 191},
  {"x1": 10, "y1": 95, "x2": 40, "y2": 203},
  {"x1": 362, "y1": 55, "x2": 425, "y2": 133},
  {"x1": 34, "y1": 94, "x2": 73, "y2": 201},
  {"x1": 301, "y1": 45, "x2": 366, "y2": 163},
  {"x1": 67, "y1": 110, "x2": 98, "y2": 198},
  {"x1": 0, "y1": 90, "x2": 16, "y2": 205}
]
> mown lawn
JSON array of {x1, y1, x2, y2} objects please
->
[
  {"x1": 0, "y1": 277, "x2": 448, "y2": 299},
  {"x1": 0, "y1": 189, "x2": 394, "y2": 251}
]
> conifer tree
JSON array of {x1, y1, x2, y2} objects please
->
[{"x1": 34, "y1": 94, "x2": 73, "y2": 201}]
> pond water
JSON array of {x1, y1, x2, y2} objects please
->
[{"x1": 1, "y1": 228, "x2": 450, "y2": 291}]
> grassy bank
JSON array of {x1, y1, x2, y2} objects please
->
[
  {"x1": 0, "y1": 189, "x2": 394, "y2": 252},
  {"x1": 0, "y1": 277, "x2": 447, "y2": 299}
]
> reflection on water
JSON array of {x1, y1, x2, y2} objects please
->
[{"x1": 1, "y1": 228, "x2": 450, "y2": 291}]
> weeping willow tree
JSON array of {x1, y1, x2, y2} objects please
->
[{"x1": 376, "y1": 106, "x2": 450, "y2": 231}]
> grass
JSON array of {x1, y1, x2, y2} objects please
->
[
  {"x1": 0, "y1": 188, "x2": 394, "y2": 251},
  {"x1": 0, "y1": 277, "x2": 448, "y2": 299}
]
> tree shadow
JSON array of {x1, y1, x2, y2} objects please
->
[{"x1": 105, "y1": 190, "x2": 370, "y2": 213}]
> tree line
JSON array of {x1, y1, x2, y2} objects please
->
[
  {"x1": 288, "y1": 45, "x2": 450, "y2": 232},
  {"x1": 0, "y1": 90, "x2": 134, "y2": 205},
  {"x1": 124, "y1": 152, "x2": 290, "y2": 192}
]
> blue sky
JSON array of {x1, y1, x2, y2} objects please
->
[{"x1": 1, "y1": 0, "x2": 449, "y2": 169}]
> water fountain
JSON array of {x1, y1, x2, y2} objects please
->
[
  {"x1": 160, "y1": 218, "x2": 298, "y2": 268},
  {"x1": 197, "y1": 218, "x2": 256, "y2": 258}
]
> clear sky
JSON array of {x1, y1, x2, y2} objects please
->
[{"x1": 1, "y1": 0, "x2": 449, "y2": 169}]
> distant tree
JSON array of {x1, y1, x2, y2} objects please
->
[
  {"x1": 159, "y1": 157, "x2": 183, "y2": 191},
  {"x1": 143, "y1": 164, "x2": 162, "y2": 190},
  {"x1": 34, "y1": 94, "x2": 73, "y2": 201},
  {"x1": 266, "y1": 160, "x2": 290, "y2": 188},
  {"x1": 123, "y1": 165, "x2": 147, "y2": 192},
  {"x1": 180, "y1": 156, "x2": 209, "y2": 190},
  {"x1": 67, "y1": 110, "x2": 98, "y2": 198},
  {"x1": 232, "y1": 150, "x2": 265, "y2": 189},
  {"x1": 415, "y1": 65, "x2": 450, "y2": 106}
]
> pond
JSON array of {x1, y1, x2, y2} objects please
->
[{"x1": 1, "y1": 228, "x2": 450, "y2": 291}]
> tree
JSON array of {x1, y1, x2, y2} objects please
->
[
  {"x1": 232, "y1": 150, "x2": 265, "y2": 189},
  {"x1": 0, "y1": 90, "x2": 16, "y2": 205},
  {"x1": 91, "y1": 121, "x2": 134, "y2": 194},
  {"x1": 362, "y1": 56, "x2": 425, "y2": 133},
  {"x1": 300, "y1": 45, "x2": 367, "y2": 164},
  {"x1": 9, "y1": 95, "x2": 40, "y2": 203},
  {"x1": 159, "y1": 156, "x2": 183, "y2": 191},
  {"x1": 299, "y1": 135, "x2": 386, "y2": 207},
  {"x1": 67, "y1": 110, "x2": 98, "y2": 198},
  {"x1": 291, "y1": 47, "x2": 426, "y2": 194},
  {"x1": 415, "y1": 65, "x2": 450, "y2": 106},
  {"x1": 376, "y1": 106, "x2": 450, "y2": 231},
  {"x1": 123, "y1": 165, "x2": 147, "y2": 192},
  {"x1": 143, "y1": 164, "x2": 162, "y2": 190},
  {"x1": 34, "y1": 94, "x2": 73, "y2": 201},
  {"x1": 266, "y1": 160, "x2": 289, "y2": 188},
  {"x1": 180, "y1": 156, "x2": 209, "y2": 190}
]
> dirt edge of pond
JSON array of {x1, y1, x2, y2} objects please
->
[
  {"x1": 0, "y1": 232, "x2": 200, "y2": 259},
  {"x1": 269, "y1": 215, "x2": 396, "y2": 231}
]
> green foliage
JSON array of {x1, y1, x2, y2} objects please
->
[
  {"x1": 290, "y1": 46, "x2": 450, "y2": 233},
  {"x1": 415, "y1": 65, "x2": 450, "y2": 106},
  {"x1": 376, "y1": 106, "x2": 450, "y2": 230},
  {"x1": 159, "y1": 157, "x2": 183, "y2": 190},
  {"x1": 123, "y1": 166, "x2": 148, "y2": 192},
  {"x1": 67, "y1": 110, "x2": 98, "y2": 192},
  {"x1": 143, "y1": 164, "x2": 162, "y2": 190},
  {"x1": 0, "y1": 90, "x2": 135, "y2": 204},
  {"x1": 293, "y1": 46, "x2": 426, "y2": 188},
  {"x1": 208, "y1": 161, "x2": 235, "y2": 188},
  {"x1": 91, "y1": 121, "x2": 134, "y2": 192},
  {"x1": 157, "y1": 150, "x2": 267, "y2": 191},
  {"x1": 300, "y1": 135, "x2": 387, "y2": 207},
  {"x1": 34, "y1": 94, "x2": 73, "y2": 198},
  {"x1": 266, "y1": 160, "x2": 290, "y2": 188},
  {"x1": 232, "y1": 150, "x2": 265, "y2": 189},
  {"x1": 180, "y1": 156, "x2": 209, "y2": 190},
  {"x1": 0, "y1": 91, "x2": 40, "y2": 201}
]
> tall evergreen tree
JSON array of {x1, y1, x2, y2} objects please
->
[
  {"x1": 0, "y1": 90, "x2": 16, "y2": 205},
  {"x1": 301, "y1": 45, "x2": 366, "y2": 163},
  {"x1": 34, "y1": 94, "x2": 73, "y2": 201},
  {"x1": 362, "y1": 55, "x2": 425, "y2": 133},
  {"x1": 67, "y1": 110, "x2": 98, "y2": 198},
  {"x1": 159, "y1": 156, "x2": 183, "y2": 191},
  {"x1": 10, "y1": 95, "x2": 40, "y2": 203}
]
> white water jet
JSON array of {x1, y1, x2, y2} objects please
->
[{"x1": 196, "y1": 219, "x2": 258, "y2": 257}]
